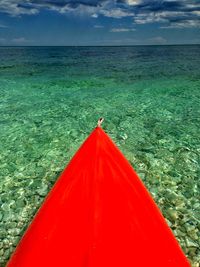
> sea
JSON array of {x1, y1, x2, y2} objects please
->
[{"x1": 0, "y1": 45, "x2": 199, "y2": 266}]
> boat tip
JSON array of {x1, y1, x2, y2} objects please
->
[{"x1": 97, "y1": 117, "x2": 104, "y2": 128}]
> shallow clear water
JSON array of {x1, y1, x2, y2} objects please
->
[{"x1": 0, "y1": 45, "x2": 200, "y2": 266}]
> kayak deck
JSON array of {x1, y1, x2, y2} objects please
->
[{"x1": 7, "y1": 127, "x2": 190, "y2": 266}]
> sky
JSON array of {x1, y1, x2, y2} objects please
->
[{"x1": 0, "y1": 0, "x2": 200, "y2": 46}]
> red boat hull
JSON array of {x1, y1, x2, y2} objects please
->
[{"x1": 7, "y1": 127, "x2": 190, "y2": 266}]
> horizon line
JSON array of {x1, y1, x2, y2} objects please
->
[{"x1": 0, "y1": 43, "x2": 200, "y2": 48}]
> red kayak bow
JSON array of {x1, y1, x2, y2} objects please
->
[{"x1": 7, "y1": 126, "x2": 190, "y2": 266}]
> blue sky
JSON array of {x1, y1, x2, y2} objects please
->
[{"x1": 0, "y1": 0, "x2": 200, "y2": 45}]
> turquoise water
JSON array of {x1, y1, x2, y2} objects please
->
[{"x1": 0, "y1": 45, "x2": 200, "y2": 266}]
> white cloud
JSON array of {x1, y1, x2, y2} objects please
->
[
  {"x1": 126, "y1": 0, "x2": 141, "y2": 5},
  {"x1": 134, "y1": 12, "x2": 168, "y2": 24},
  {"x1": 93, "y1": 36, "x2": 168, "y2": 45},
  {"x1": 184, "y1": 3, "x2": 200, "y2": 9},
  {"x1": 192, "y1": 11, "x2": 200, "y2": 16},
  {"x1": 0, "y1": 23, "x2": 8, "y2": 28},
  {"x1": 133, "y1": 9, "x2": 200, "y2": 29},
  {"x1": 100, "y1": 8, "x2": 133, "y2": 18},
  {"x1": 91, "y1": 13, "x2": 98, "y2": 18},
  {"x1": 57, "y1": 3, "x2": 106, "y2": 18},
  {"x1": 0, "y1": 1, "x2": 39, "y2": 16},
  {"x1": 91, "y1": 37, "x2": 139, "y2": 45},
  {"x1": 158, "y1": 11, "x2": 187, "y2": 18},
  {"x1": 11, "y1": 37, "x2": 32, "y2": 44},
  {"x1": 0, "y1": 0, "x2": 104, "y2": 17},
  {"x1": 110, "y1": 27, "x2": 136, "y2": 32},
  {"x1": 161, "y1": 20, "x2": 200, "y2": 29},
  {"x1": 148, "y1": 36, "x2": 167, "y2": 44},
  {"x1": 94, "y1": 24, "x2": 104, "y2": 28},
  {"x1": 0, "y1": 36, "x2": 34, "y2": 45}
]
